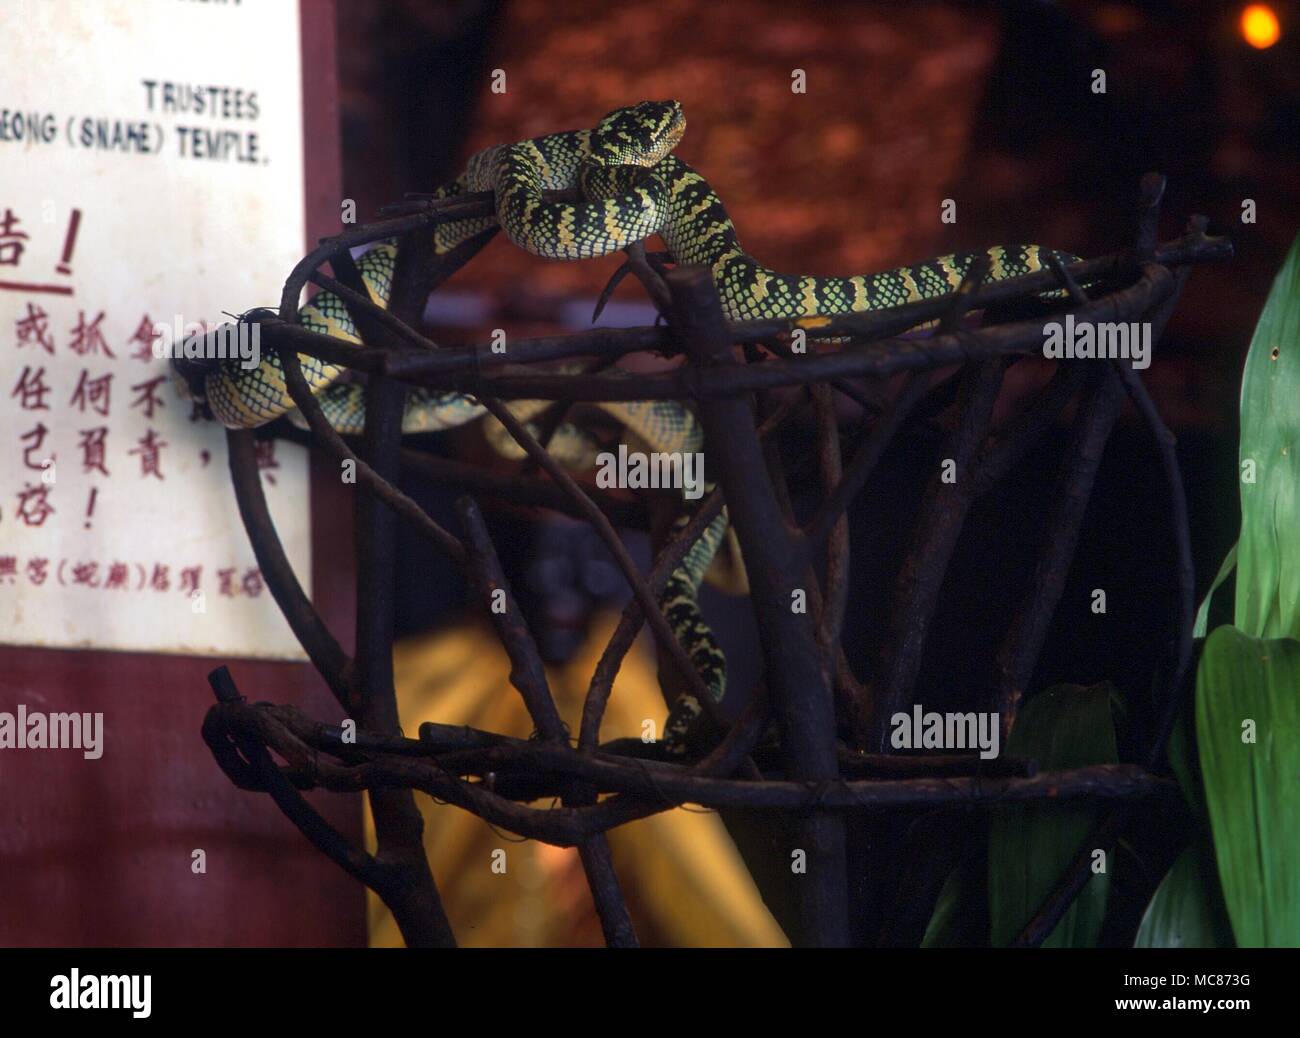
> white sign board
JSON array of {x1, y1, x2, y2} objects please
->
[{"x1": 0, "y1": 0, "x2": 311, "y2": 658}]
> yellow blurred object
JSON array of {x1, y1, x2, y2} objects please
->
[
  {"x1": 1240, "y1": 4, "x2": 1281, "y2": 49},
  {"x1": 365, "y1": 613, "x2": 788, "y2": 947}
]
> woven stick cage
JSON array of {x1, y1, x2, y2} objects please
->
[{"x1": 200, "y1": 172, "x2": 1232, "y2": 947}]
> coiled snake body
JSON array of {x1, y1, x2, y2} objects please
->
[{"x1": 195, "y1": 101, "x2": 1069, "y2": 753}]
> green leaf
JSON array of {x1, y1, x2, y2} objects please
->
[
  {"x1": 922, "y1": 860, "x2": 986, "y2": 947},
  {"x1": 1194, "y1": 542, "x2": 1237, "y2": 639},
  {"x1": 1134, "y1": 846, "x2": 1233, "y2": 948},
  {"x1": 989, "y1": 683, "x2": 1119, "y2": 947},
  {"x1": 1234, "y1": 232, "x2": 1300, "y2": 639},
  {"x1": 1166, "y1": 703, "x2": 1207, "y2": 826},
  {"x1": 1196, "y1": 625, "x2": 1300, "y2": 946}
]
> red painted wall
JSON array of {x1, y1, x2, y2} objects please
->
[{"x1": 0, "y1": 0, "x2": 364, "y2": 948}]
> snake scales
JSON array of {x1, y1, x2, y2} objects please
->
[{"x1": 192, "y1": 100, "x2": 1071, "y2": 754}]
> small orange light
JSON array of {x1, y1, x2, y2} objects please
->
[{"x1": 1241, "y1": 4, "x2": 1281, "y2": 49}]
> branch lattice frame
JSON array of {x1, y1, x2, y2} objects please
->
[{"x1": 200, "y1": 173, "x2": 1230, "y2": 948}]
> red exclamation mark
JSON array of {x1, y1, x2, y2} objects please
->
[
  {"x1": 84, "y1": 486, "x2": 97, "y2": 530},
  {"x1": 56, "y1": 208, "x2": 81, "y2": 276}
]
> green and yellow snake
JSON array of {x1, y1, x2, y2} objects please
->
[{"x1": 191, "y1": 100, "x2": 1070, "y2": 753}]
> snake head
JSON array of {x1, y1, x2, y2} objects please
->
[
  {"x1": 591, "y1": 100, "x2": 685, "y2": 167},
  {"x1": 170, "y1": 307, "x2": 279, "y2": 401},
  {"x1": 234, "y1": 306, "x2": 280, "y2": 324}
]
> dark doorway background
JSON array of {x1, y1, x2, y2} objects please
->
[
  {"x1": 333, "y1": 0, "x2": 1297, "y2": 944},
  {"x1": 336, "y1": 0, "x2": 1296, "y2": 701}
]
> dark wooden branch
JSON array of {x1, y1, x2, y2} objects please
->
[
  {"x1": 803, "y1": 370, "x2": 932, "y2": 551},
  {"x1": 205, "y1": 172, "x2": 1228, "y2": 949},
  {"x1": 382, "y1": 323, "x2": 674, "y2": 380},
  {"x1": 208, "y1": 698, "x2": 1174, "y2": 820},
  {"x1": 456, "y1": 496, "x2": 566, "y2": 741},
  {"x1": 1119, "y1": 240, "x2": 1199, "y2": 772},
  {"x1": 362, "y1": 232, "x2": 1223, "y2": 378},
  {"x1": 256, "y1": 233, "x2": 1228, "y2": 396},
  {"x1": 478, "y1": 396, "x2": 722, "y2": 726},
  {"x1": 308, "y1": 268, "x2": 443, "y2": 353},
  {"x1": 400, "y1": 447, "x2": 647, "y2": 527},
  {"x1": 226, "y1": 429, "x2": 352, "y2": 709},
  {"x1": 995, "y1": 367, "x2": 1125, "y2": 741},
  {"x1": 968, "y1": 360, "x2": 1087, "y2": 495},
  {"x1": 204, "y1": 668, "x2": 387, "y2": 887},
  {"x1": 276, "y1": 342, "x2": 467, "y2": 566},
  {"x1": 456, "y1": 495, "x2": 638, "y2": 947},
  {"x1": 870, "y1": 356, "x2": 1010, "y2": 752},
  {"x1": 232, "y1": 702, "x2": 1035, "y2": 780},
  {"x1": 811, "y1": 382, "x2": 850, "y2": 659},
  {"x1": 668, "y1": 266, "x2": 849, "y2": 947},
  {"x1": 419, "y1": 264, "x2": 1180, "y2": 403},
  {"x1": 1007, "y1": 174, "x2": 1196, "y2": 951},
  {"x1": 1119, "y1": 344, "x2": 1196, "y2": 771},
  {"x1": 275, "y1": 193, "x2": 496, "y2": 321},
  {"x1": 576, "y1": 394, "x2": 803, "y2": 751},
  {"x1": 577, "y1": 486, "x2": 725, "y2": 750},
  {"x1": 339, "y1": 231, "x2": 457, "y2": 949}
]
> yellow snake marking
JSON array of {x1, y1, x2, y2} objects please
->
[
  {"x1": 800, "y1": 277, "x2": 819, "y2": 315},
  {"x1": 851, "y1": 275, "x2": 870, "y2": 310},
  {"x1": 525, "y1": 140, "x2": 554, "y2": 184},
  {"x1": 671, "y1": 170, "x2": 702, "y2": 196},
  {"x1": 602, "y1": 199, "x2": 628, "y2": 245},
  {"x1": 938, "y1": 255, "x2": 965, "y2": 289},
  {"x1": 556, "y1": 207, "x2": 577, "y2": 253},
  {"x1": 697, "y1": 220, "x2": 731, "y2": 249},
  {"x1": 900, "y1": 268, "x2": 923, "y2": 304},
  {"x1": 711, "y1": 247, "x2": 741, "y2": 279},
  {"x1": 687, "y1": 197, "x2": 714, "y2": 221},
  {"x1": 988, "y1": 247, "x2": 1007, "y2": 281}
]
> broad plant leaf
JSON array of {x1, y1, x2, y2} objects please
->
[
  {"x1": 1232, "y1": 232, "x2": 1300, "y2": 639},
  {"x1": 922, "y1": 860, "x2": 986, "y2": 947},
  {"x1": 1134, "y1": 845, "x2": 1233, "y2": 948},
  {"x1": 1194, "y1": 541, "x2": 1237, "y2": 639},
  {"x1": 1196, "y1": 625, "x2": 1300, "y2": 946},
  {"x1": 1166, "y1": 704, "x2": 1208, "y2": 826},
  {"x1": 989, "y1": 683, "x2": 1118, "y2": 947}
]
